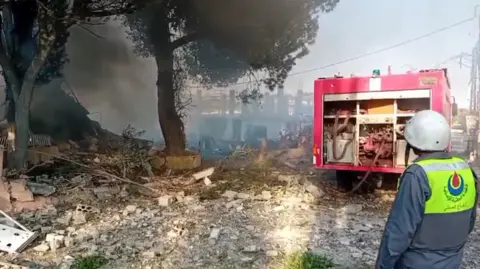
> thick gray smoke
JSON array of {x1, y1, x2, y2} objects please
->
[{"x1": 63, "y1": 20, "x2": 161, "y2": 139}]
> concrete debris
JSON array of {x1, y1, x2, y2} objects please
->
[
  {"x1": 123, "y1": 205, "x2": 137, "y2": 216},
  {"x1": 0, "y1": 261, "x2": 29, "y2": 269},
  {"x1": 192, "y1": 167, "x2": 215, "y2": 181},
  {"x1": 1, "y1": 184, "x2": 478, "y2": 269},
  {"x1": 341, "y1": 204, "x2": 363, "y2": 214},
  {"x1": 222, "y1": 190, "x2": 238, "y2": 200},
  {"x1": 260, "y1": 191, "x2": 272, "y2": 200},
  {"x1": 26, "y1": 182, "x2": 56, "y2": 196},
  {"x1": 57, "y1": 256, "x2": 75, "y2": 269},
  {"x1": 209, "y1": 228, "x2": 221, "y2": 239},
  {"x1": 93, "y1": 186, "x2": 120, "y2": 199},
  {"x1": 9, "y1": 180, "x2": 34, "y2": 202},
  {"x1": 304, "y1": 183, "x2": 325, "y2": 198},
  {"x1": 45, "y1": 233, "x2": 64, "y2": 251},
  {"x1": 157, "y1": 195, "x2": 173, "y2": 207},
  {"x1": 32, "y1": 243, "x2": 49, "y2": 252},
  {"x1": 277, "y1": 174, "x2": 302, "y2": 184},
  {"x1": 0, "y1": 182, "x2": 12, "y2": 212}
]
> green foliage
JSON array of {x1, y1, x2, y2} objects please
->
[
  {"x1": 282, "y1": 252, "x2": 335, "y2": 269},
  {"x1": 125, "y1": 0, "x2": 341, "y2": 91},
  {"x1": 75, "y1": 255, "x2": 108, "y2": 269},
  {"x1": 36, "y1": 0, "x2": 70, "y2": 85}
]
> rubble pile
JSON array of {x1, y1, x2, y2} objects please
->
[
  {"x1": 0, "y1": 126, "x2": 478, "y2": 268},
  {"x1": 0, "y1": 178, "x2": 479, "y2": 269}
]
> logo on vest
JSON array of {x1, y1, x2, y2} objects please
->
[{"x1": 444, "y1": 171, "x2": 468, "y2": 202}]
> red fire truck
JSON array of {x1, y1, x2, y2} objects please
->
[{"x1": 312, "y1": 68, "x2": 458, "y2": 190}]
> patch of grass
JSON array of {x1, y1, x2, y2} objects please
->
[
  {"x1": 75, "y1": 255, "x2": 108, "y2": 269},
  {"x1": 282, "y1": 251, "x2": 335, "y2": 269}
]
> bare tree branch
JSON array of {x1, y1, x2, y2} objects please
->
[{"x1": 171, "y1": 32, "x2": 204, "y2": 49}]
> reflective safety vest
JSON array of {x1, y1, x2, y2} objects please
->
[{"x1": 398, "y1": 157, "x2": 476, "y2": 214}]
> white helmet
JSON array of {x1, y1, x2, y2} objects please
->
[{"x1": 404, "y1": 110, "x2": 450, "y2": 151}]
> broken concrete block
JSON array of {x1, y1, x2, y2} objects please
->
[
  {"x1": 261, "y1": 191, "x2": 272, "y2": 200},
  {"x1": 0, "y1": 181, "x2": 12, "y2": 212},
  {"x1": 9, "y1": 180, "x2": 34, "y2": 202},
  {"x1": 46, "y1": 233, "x2": 64, "y2": 251},
  {"x1": 209, "y1": 228, "x2": 221, "y2": 239},
  {"x1": 192, "y1": 167, "x2": 215, "y2": 181},
  {"x1": 222, "y1": 190, "x2": 238, "y2": 200},
  {"x1": 33, "y1": 243, "x2": 50, "y2": 252},
  {"x1": 26, "y1": 182, "x2": 56, "y2": 196},
  {"x1": 157, "y1": 195, "x2": 172, "y2": 207}
]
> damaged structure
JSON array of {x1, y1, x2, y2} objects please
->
[{"x1": 187, "y1": 87, "x2": 313, "y2": 155}]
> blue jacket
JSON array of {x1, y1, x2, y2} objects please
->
[{"x1": 375, "y1": 152, "x2": 478, "y2": 269}]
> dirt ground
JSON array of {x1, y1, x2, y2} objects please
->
[{"x1": 1, "y1": 168, "x2": 480, "y2": 269}]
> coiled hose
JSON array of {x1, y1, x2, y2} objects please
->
[
  {"x1": 332, "y1": 111, "x2": 352, "y2": 160},
  {"x1": 349, "y1": 139, "x2": 385, "y2": 194}
]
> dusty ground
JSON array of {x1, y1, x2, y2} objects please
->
[{"x1": 1, "y1": 169, "x2": 480, "y2": 269}]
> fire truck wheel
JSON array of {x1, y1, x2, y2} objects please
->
[{"x1": 335, "y1": 170, "x2": 355, "y2": 192}]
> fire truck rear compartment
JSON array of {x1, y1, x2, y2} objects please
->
[{"x1": 323, "y1": 97, "x2": 430, "y2": 169}]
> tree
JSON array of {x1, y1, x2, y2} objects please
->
[
  {"x1": 0, "y1": 0, "x2": 147, "y2": 169},
  {"x1": 125, "y1": 0, "x2": 340, "y2": 155}
]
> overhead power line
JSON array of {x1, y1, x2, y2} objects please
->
[{"x1": 189, "y1": 16, "x2": 475, "y2": 89}]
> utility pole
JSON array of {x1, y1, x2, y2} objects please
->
[{"x1": 473, "y1": 6, "x2": 480, "y2": 159}]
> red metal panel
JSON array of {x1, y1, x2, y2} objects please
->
[
  {"x1": 315, "y1": 70, "x2": 448, "y2": 94},
  {"x1": 313, "y1": 69, "x2": 451, "y2": 173},
  {"x1": 313, "y1": 80, "x2": 323, "y2": 166},
  {"x1": 321, "y1": 164, "x2": 404, "y2": 174}
]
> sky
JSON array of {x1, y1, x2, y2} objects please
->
[
  {"x1": 280, "y1": 0, "x2": 480, "y2": 108},
  {"x1": 63, "y1": 0, "x2": 480, "y2": 139}
]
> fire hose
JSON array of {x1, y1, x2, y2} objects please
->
[
  {"x1": 332, "y1": 111, "x2": 352, "y2": 160},
  {"x1": 348, "y1": 139, "x2": 386, "y2": 194}
]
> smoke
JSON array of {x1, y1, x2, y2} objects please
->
[{"x1": 63, "y1": 20, "x2": 161, "y2": 139}]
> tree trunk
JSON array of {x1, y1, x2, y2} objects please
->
[
  {"x1": 12, "y1": 7, "x2": 56, "y2": 170},
  {"x1": 155, "y1": 51, "x2": 186, "y2": 155}
]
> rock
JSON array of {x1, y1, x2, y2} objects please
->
[
  {"x1": 225, "y1": 200, "x2": 239, "y2": 209},
  {"x1": 158, "y1": 195, "x2": 173, "y2": 207},
  {"x1": 183, "y1": 195, "x2": 197, "y2": 204},
  {"x1": 12, "y1": 197, "x2": 56, "y2": 212},
  {"x1": 46, "y1": 233, "x2": 64, "y2": 251},
  {"x1": 278, "y1": 174, "x2": 301, "y2": 184},
  {"x1": 9, "y1": 180, "x2": 34, "y2": 202},
  {"x1": 150, "y1": 155, "x2": 166, "y2": 170},
  {"x1": 209, "y1": 228, "x2": 221, "y2": 239},
  {"x1": 73, "y1": 210, "x2": 87, "y2": 225},
  {"x1": 243, "y1": 245, "x2": 258, "y2": 252},
  {"x1": 222, "y1": 190, "x2": 238, "y2": 200},
  {"x1": 0, "y1": 181, "x2": 12, "y2": 212},
  {"x1": 33, "y1": 243, "x2": 50, "y2": 252},
  {"x1": 305, "y1": 184, "x2": 325, "y2": 198},
  {"x1": 204, "y1": 177, "x2": 212, "y2": 186},
  {"x1": 237, "y1": 193, "x2": 251, "y2": 199},
  {"x1": 123, "y1": 205, "x2": 137, "y2": 215},
  {"x1": 266, "y1": 250, "x2": 279, "y2": 257},
  {"x1": 342, "y1": 204, "x2": 363, "y2": 214},
  {"x1": 26, "y1": 182, "x2": 56, "y2": 196},
  {"x1": 261, "y1": 191, "x2": 272, "y2": 200},
  {"x1": 57, "y1": 212, "x2": 73, "y2": 225},
  {"x1": 58, "y1": 255, "x2": 75, "y2": 269},
  {"x1": 93, "y1": 186, "x2": 119, "y2": 199},
  {"x1": 142, "y1": 251, "x2": 156, "y2": 259}
]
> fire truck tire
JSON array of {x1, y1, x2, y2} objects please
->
[{"x1": 335, "y1": 170, "x2": 355, "y2": 192}]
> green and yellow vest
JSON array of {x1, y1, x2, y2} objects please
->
[{"x1": 398, "y1": 157, "x2": 476, "y2": 214}]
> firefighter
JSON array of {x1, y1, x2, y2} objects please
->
[{"x1": 375, "y1": 110, "x2": 478, "y2": 269}]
